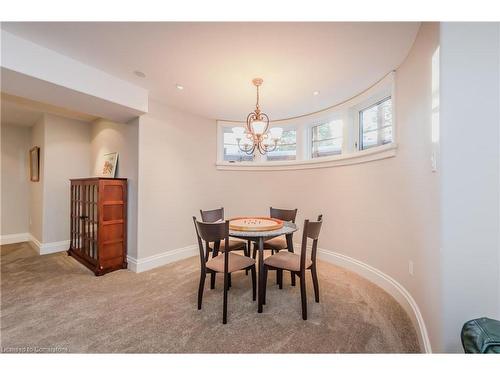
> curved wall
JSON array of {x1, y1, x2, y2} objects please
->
[{"x1": 136, "y1": 23, "x2": 440, "y2": 351}]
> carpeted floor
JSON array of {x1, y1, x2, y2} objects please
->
[{"x1": 0, "y1": 242, "x2": 420, "y2": 353}]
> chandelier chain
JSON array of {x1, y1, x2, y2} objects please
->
[{"x1": 256, "y1": 84, "x2": 260, "y2": 110}]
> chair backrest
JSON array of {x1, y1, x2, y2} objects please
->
[
  {"x1": 193, "y1": 217, "x2": 229, "y2": 269},
  {"x1": 270, "y1": 207, "x2": 298, "y2": 223},
  {"x1": 200, "y1": 207, "x2": 224, "y2": 223},
  {"x1": 300, "y1": 215, "x2": 323, "y2": 271}
]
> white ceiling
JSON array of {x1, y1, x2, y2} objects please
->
[{"x1": 1, "y1": 22, "x2": 420, "y2": 120}]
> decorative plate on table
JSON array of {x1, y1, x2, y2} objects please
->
[{"x1": 229, "y1": 217, "x2": 284, "y2": 232}]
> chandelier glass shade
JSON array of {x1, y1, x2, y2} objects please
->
[{"x1": 233, "y1": 78, "x2": 282, "y2": 155}]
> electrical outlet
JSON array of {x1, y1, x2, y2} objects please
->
[
  {"x1": 431, "y1": 154, "x2": 437, "y2": 172},
  {"x1": 408, "y1": 260, "x2": 414, "y2": 276}
]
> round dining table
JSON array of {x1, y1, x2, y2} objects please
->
[{"x1": 229, "y1": 221, "x2": 298, "y2": 313}]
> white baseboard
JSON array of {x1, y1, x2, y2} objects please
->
[
  {"x1": 314, "y1": 246, "x2": 432, "y2": 353},
  {"x1": 1, "y1": 232, "x2": 69, "y2": 255},
  {"x1": 0, "y1": 232, "x2": 30, "y2": 245},
  {"x1": 29, "y1": 235, "x2": 70, "y2": 255},
  {"x1": 127, "y1": 245, "x2": 198, "y2": 273}
]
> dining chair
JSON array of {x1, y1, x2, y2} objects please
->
[
  {"x1": 252, "y1": 207, "x2": 298, "y2": 287},
  {"x1": 262, "y1": 215, "x2": 323, "y2": 320},
  {"x1": 200, "y1": 207, "x2": 248, "y2": 259},
  {"x1": 252, "y1": 207, "x2": 298, "y2": 259},
  {"x1": 193, "y1": 217, "x2": 256, "y2": 324}
]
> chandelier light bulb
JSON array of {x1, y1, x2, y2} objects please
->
[{"x1": 251, "y1": 120, "x2": 266, "y2": 135}]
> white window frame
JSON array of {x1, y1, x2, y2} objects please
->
[
  {"x1": 216, "y1": 72, "x2": 397, "y2": 171},
  {"x1": 306, "y1": 114, "x2": 344, "y2": 159},
  {"x1": 352, "y1": 83, "x2": 395, "y2": 152}
]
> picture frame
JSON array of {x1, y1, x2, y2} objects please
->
[
  {"x1": 29, "y1": 146, "x2": 40, "y2": 182},
  {"x1": 100, "y1": 152, "x2": 119, "y2": 178}
]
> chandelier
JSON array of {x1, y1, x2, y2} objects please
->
[{"x1": 233, "y1": 78, "x2": 283, "y2": 155}]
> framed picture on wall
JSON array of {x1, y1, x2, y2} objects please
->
[
  {"x1": 100, "y1": 152, "x2": 119, "y2": 178},
  {"x1": 29, "y1": 146, "x2": 40, "y2": 182}
]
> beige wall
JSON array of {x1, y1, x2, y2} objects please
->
[
  {"x1": 29, "y1": 116, "x2": 45, "y2": 242},
  {"x1": 42, "y1": 114, "x2": 91, "y2": 243},
  {"x1": 137, "y1": 101, "x2": 219, "y2": 256},
  {"x1": 91, "y1": 118, "x2": 139, "y2": 258},
  {"x1": 1, "y1": 123, "x2": 31, "y2": 235},
  {"x1": 2, "y1": 111, "x2": 136, "y2": 249},
  {"x1": 137, "y1": 23, "x2": 441, "y2": 349}
]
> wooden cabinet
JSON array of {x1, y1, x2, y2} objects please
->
[{"x1": 68, "y1": 178, "x2": 127, "y2": 276}]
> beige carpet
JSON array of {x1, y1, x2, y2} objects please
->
[{"x1": 1, "y1": 242, "x2": 420, "y2": 353}]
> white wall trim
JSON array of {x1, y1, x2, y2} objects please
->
[
  {"x1": 28, "y1": 235, "x2": 70, "y2": 255},
  {"x1": 216, "y1": 143, "x2": 397, "y2": 171},
  {"x1": 0, "y1": 232, "x2": 69, "y2": 255},
  {"x1": 0, "y1": 232, "x2": 30, "y2": 245},
  {"x1": 127, "y1": 245, "x2": 198, "y2": 273},
  {"x1": 314, "y1": 246, "x2": 432, "y2": 353}
]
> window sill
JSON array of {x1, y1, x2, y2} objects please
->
[{"x1": 216, "y1": 143, "x2": 398, "y2": 171}]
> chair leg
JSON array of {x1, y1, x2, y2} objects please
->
[
  {"x1": 277, "y1": 269, "x2": 283, "y2": 289},
  {"x1": 223, "y1": 271, "x2": 229, "y2": 324},
  {"x1": 210, "y1": 272, "x2": 216, "y2": 289},
  {"x1": 245, "y1": 243, "x2": 249, "y2": 275},
  {"x1": 263, "y1": 266, "x2": 268, "y2": 305},
  {"x1": 251, "y1": 266, "x2": 256, "y2": 301},
  {"x1": 252, "y1": 245, "x2": 257, "y2": 260},
  {"x1": 197, "y1": 271, "x2": 206, "y2": 310},
  {"x1": 228, "y1": 273, "x2": 232, "y2": 288},
  {"x1": 300, "y1": 272, "x2": 307, "y2": 320},
  {"x1": 286, "y1": 235, "x2": 296, "y2": 287},
  {"x1": 311, "y1": 266, "x2": 320, "y2": 303}
]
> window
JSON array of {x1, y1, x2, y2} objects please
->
[
  {"x1": 359, "y1": 97, "x2": 393, "y2": 150},
  {"x1": 311, "y1": 120, "x2": 343, "y2": 158},
  {"x1": 216, "y1": 72, "x2": 397, "y2": 169},
  {"x1": 266, "y1": 129, "x2": 297, "y2": 161},
  {"x1": 222, "y1": 127, "x2": 253, "y2": 162}
]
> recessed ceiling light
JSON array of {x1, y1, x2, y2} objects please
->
[
  {"x1": 175, "y1": 84, "x2": 184, "y2": 90},
  {"x1": 133, "y1": 70, "x2": 146, "y2": 78},
  {"x1": 313, "y1": 90, "x2": 320, "y2": 96}
]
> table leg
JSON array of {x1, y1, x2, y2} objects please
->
[
  {"x1": 286, "y1": 234, "x2": 296, "y2": 286},
  {"x1": 258, "y1": 237, "x2": 264, "y2": 313}
]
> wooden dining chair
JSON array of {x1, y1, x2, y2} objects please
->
[
  {"x1": 262, "y1": 215, "x2": 323, "y2": 320},
  {"x1": 193, "y1": 217, "x2": 256, "y2": 324},
  {"x1": 252, "y1": 207, "x2": 298, "y2": 287},
  {"x1": 252, "y1": 207, "x2": 298, "y2": 259},
  {"x1": 200, "y1": 207, "x2": 248, "y2": 259}
]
